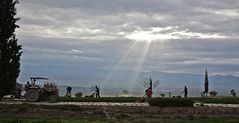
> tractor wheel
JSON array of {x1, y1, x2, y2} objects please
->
[
  {"x1": 26, "y1": 89, "x2": 40, "y2": 102},
  {"x1": 49, "y1": 95, "x2": 58, "y2": 103}
]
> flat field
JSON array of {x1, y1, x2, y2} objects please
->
[
  {"x1": 1, "y1": 103, "x2": 239, "y2": 123},
  {"x1": 59, "y1": 97, "x2": 239, "y2": 104}
]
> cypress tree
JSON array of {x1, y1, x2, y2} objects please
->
[
  {"x1": 0, "y1": 0, "x2": 22, "y2": 98},
  {"x1": 204, "y1": 69, "x2": 209, "y2": 95},
  {"x1": 149, "y1": 77, "x2": 152, "y2": 89}
]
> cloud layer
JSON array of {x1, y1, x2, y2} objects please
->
[{"x1": 16, "y1": 0, "x2": 239, "y2": 86}]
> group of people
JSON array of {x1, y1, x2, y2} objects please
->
[
  {"x1": 143, "y1": 85, "x2": 188, "y2": 102},
  {"x1": 65, "y1": 84, "x2": 188, "y2": 100},
  {"x1": 65, "y1": 85, "x2": 100, "y2": 97}
]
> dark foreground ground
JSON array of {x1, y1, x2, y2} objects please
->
[{"x1": 1, "y1": 103, "x2": 239, "y2": 123}]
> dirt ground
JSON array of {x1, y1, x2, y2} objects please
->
[{"x1": 1, "y1": 103, "x2": 239, "y2": 119}]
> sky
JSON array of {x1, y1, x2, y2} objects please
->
[{"x1": 15, "y1": 0, "x2": 239, "y2": 89}]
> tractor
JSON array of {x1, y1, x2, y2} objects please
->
[{"x1": 24, "y1": 77, "x2": 59, "y2": 103}]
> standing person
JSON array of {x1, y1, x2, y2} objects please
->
[
  {"x1": 145, "y1": 87, "x2": 153, "y2": 102},
  {"x1": 25, "y1": 81, "x2": 30, "y2": 89},
  {"x1": 231, "y1": 89, "x2": 236, "y2": 97},
  {"x1": 66, "y1": 86, "x2": 72, "y2": 97},
  {"x1": 184, "y1": 86, "x2": 188, "y2": 98},
  {"x1": 95, "y1": 86, "x2": 100, "y2": 97}
]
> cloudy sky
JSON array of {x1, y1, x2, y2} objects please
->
[{"x1": 16, "y1": 0, "x2": 239, "y2": 87}]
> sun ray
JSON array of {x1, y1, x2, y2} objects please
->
[
  {"x1": 128, "y1": 42, "x2": 151, "y2": 88},
  {"x1": 102, "y1": 40, "x2": 152, "y2": 91},
  {"x1": 102, "y1": 41, "x2": 140, "y2": 88}
]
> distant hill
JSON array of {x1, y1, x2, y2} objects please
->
[{"x1": 18, "y1": 66, "x2": 239, "y2": 91}]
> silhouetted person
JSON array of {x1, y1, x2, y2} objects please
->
[
  {"x1": 25, "y1": 81, "x2": 30, "y2": 89},
  {"x1": 145, "y1": 87, "x2": 153, "y2": 102},
  {"x1": 66, "y1": 86, "x2": 72, "y2": 97},
  {"x1": 231, "y1": 89, "x2": 236, "y2": 97},
  {"x1": 184, "y1": 86, "x2": 188, "y2": 98},
  {"x1": 95, "y1": 86, "x2": 100, "y2": 97}
]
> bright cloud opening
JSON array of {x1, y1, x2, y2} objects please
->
[
  {"x1": 126, "y1": 31, "x2": 177, "y2": 43},
  {"x1": 126, "y1": 27, "x2": 228, "y2": 42}
]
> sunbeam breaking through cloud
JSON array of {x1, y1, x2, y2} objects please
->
[{"x1": 16, "y1": 0, "x2": 239, "y2": 93}]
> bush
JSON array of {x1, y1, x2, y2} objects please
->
[
  {"x1": 160, "y1": 93, "x2": 165, "y2": 98},
  {"x1": 75, "y1": 92, "x2": 83, "y2": 97},
  {"x1": 209, "y1": 91, "x2": 217, "y2": 97},
  {"x1": 148, "y1": 98, "x2": 193, "y2": 107}
]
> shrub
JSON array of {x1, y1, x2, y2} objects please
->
[
  {"x1": 75, "y1": 92, "x2": 83, "y2": 97},
  {"x1": 209, "y1": 91, "x2": 217, "y2": 97},
  {"x1": 160, "y1": 93, "x2": 165, "y2": 98},
  {"x1": 148, "y1": 98, "x2": 193, "y2": 107}
]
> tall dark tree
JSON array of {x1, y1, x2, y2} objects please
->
[
  {"x1": 0, "y1": 0, "x2": 22, "y2": 98},
  {"x1": 204, "y1": 69, "x2": 209, "y2": 95},
  {"x1": 149, "y1": 77, "x2": 152, "y2": 89}
]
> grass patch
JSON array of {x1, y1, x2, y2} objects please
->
[
  {"x1": 59, "y1": 97, "x2": 139, "y2": 102},
  {"x1": 192, "y1": 97, "x2": 239, "y2": 104},
  {"x1": 58, "y1": 96, "x2": 239, "y2": 104},
  {"x1": 16, "y1": 103, "x2": 32, "y2": 113}
]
